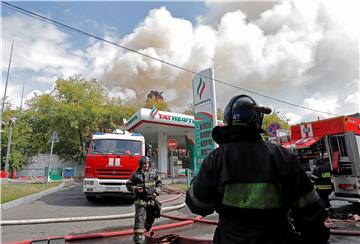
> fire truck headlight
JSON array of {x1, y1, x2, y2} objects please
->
[{"x1": 84, "y1": 180, "x2": 94, "y2": 185}]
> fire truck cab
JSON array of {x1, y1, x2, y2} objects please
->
[
  {"x1": 282, "y1": 116, "x2": 360, "y2": 203},
  {"x1": 83, "y1": 129, "x2": 145, "y2": 201}
]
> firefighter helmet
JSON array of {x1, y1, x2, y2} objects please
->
[
  {"x1": 212, "y1": 94, "x2": 271, "y2": 144},
  {"x1": 223, "y1": 94, "x2": 271, "y2": 129},
  {"x1": 138, "y1": 156, "x2": 151, "y2": 168}
]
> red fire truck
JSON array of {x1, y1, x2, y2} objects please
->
[
  {"x1": 83, "y1": 129, "x2": 146, "y2": 201},
  {"x1": 282, "y1": 115, "x2": 360, "y2": 203}
]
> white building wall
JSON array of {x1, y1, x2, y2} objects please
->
[
  {"x1": 16, "y1": 154, "x2": 84, "y2": 177},
  {"x1": 157, "y1": 132, "x2": 168, "y2": 177}
]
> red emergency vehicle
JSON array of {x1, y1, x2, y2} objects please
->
[
  {"x1": 83, "y1": 129, "x2": 145, "y2": 201},
  {"x1": 282, "y1": 115, "x2": 360, "y2": 203}
]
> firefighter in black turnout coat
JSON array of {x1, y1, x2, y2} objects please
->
[
  {"x1": 186, "y1": 94, "x2": 330, "y2": 244},
  {"x1": 311, "y1": 158, "x2": 335, "y2": 228},
  {"x1": 126, "y1": 156, "x2": 162, "y2": 244},
  {"x1": 311, "y1": 158, "x2": 333, "y2": 214}
]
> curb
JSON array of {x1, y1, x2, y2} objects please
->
[{"x1": 1, "y1": 180, "x2": 71, "y2": 210}]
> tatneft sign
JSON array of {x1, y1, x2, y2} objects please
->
[
  {"x1": 192, "y1": 68, "x2": 217, "y2": 175},
  {"x1": 124, "y1": 108, "x2": 195, "y2": 130},
  {"x1": 192, "y1": 68, "x2": 217, "y2": 126}
]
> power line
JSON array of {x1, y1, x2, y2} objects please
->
[{"x1": 1, "y1": 1, "x2": 340, "y2": 116}]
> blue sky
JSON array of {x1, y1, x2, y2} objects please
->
[
  {"x1": 2, "y1": 1, "x2": 206, "y2": 48},
  {"x1": 1, "y1": 1, "x2": 209, "y2": 110},
  {"x1": 1, "y1": 1, "x2": 359, "y2": 123}
]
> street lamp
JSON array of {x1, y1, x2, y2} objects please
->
[{"x1": 4, "y1": 116, "x2": 16, "y2": 173}]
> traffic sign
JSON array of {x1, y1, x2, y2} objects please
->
[
  {"x1": 268, "y1": 123, "x2": 281, "y2": 137},
  {"x1": 167, "y1": 138, "x2": 177, "y2": 151},
  {"x1": 48, "y1": 131, "x2": 59, "y2": 143}
]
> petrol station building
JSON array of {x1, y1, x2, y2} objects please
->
[{"x1": 124, "y1": 108, "x2": 195, "y2": 177}]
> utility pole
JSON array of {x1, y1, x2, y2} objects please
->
[
  {"x1": 4, "y1": 117, "x2": 16, "y2": 173},
  {"x1": 46, "y1": 131, "x2": 58, "y2": 183},
  {"x1": 19, "y1": 80, "x2": 25, "y2": 111},
  {"x1": 1, "y1": 39, "x2": 14, "y2": 115},
  {"x1": 1, "y1": 39, "x2": 14, "y2": 166}
]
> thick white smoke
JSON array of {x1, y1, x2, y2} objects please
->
[
  {"x1": 94, "y1": 0, "x2": 358, "y2": 122},
  {"x1": 2, "y1": 1, "x2": 358, "y2": 123},
  {"x1": 99, "y1": 7, "x2": 216, "y2": 106}
]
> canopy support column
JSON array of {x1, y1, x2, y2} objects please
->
[{"x1": 158, "y1": 132, "x2": 168, "y2": 177}]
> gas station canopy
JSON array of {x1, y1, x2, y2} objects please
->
[
  {"x1": 124, "y1": 108, "x2": 195, "y2": 144},
  {"x1": 124, "y1": 108, "x2": 195, "y2": 176}
]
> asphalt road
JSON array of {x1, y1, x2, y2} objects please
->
[
  {"x1": 2, "y1": 181, "x2": 360, "y2": 244},
  {"x1": 1, "y1": 181, "x2": 185, "y2": 243}
]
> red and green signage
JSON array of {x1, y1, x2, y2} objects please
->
[
  {"x1": 150, "y1": 106, "x2": 194, "y2": 124},
  {"x1": 192, "y1": 68, "x2": 217, "y2": 175},
  {"x1": 194, "y1": 112, "x2": 215, "y2": 172}
]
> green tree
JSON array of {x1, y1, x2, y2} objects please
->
[
  {"x1": 144, "y1": 97, "x2": 171, "y2": 112},
  {"x1": 217, "y1": 108, "x2": 224, "y2": 121},
  {"x1": 262, "y1": 111, "x2": 290, "y2": 139},
  {"x1": 182, "y1": 104, "x2": 194, "y2": 115},
  {"x1": 26, "y1": 93, "x2": 59, "y2": 153},
  {"x1": 1, "y1": 76, "x2": 140, "y2": 170},
  {"x1": 1, "y1": 108, "x2": 37, "y2": 170},
  {"x1": 27, "y1": 76, "x2": 138, "y2": 164}
]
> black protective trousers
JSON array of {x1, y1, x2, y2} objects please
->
[
  {"x1": 133, "y1": 203, "x2": 155, "y2": 244},
  {"x1": 317, "y1": 190, "x2": 333, "y2": 216}
]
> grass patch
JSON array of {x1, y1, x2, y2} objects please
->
[
  {"x1": 1, "y1": 182, "x2": 61, "y2": 204},
  {"x1": 168, "y1": 183, "x2": 188, "y2": 192}
]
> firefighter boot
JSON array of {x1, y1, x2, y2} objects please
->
[
  {"x1": 134, "y1": 234, "x2": 144, "y2": 244},
  {"x1": 144, "y1": 223, "x2": 152, "y2": 232}
]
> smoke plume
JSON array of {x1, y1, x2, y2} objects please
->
[{"x1": 96, "y1": 1, "x2": 358, "y2": 122}]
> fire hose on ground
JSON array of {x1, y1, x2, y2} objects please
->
[
  {"x1": 7, "y1": 210, "x2": 360, "y2": 244},
  {"x1": 4, "y1": 185, "x2": 360, "y2": 244},
  {"x1": 7, "y1": 212, "x2": 360, "y2": 244},
  {"x1": 1, "y1": 184, "x2": 179, "y2": 226},
  {"x1": 4, "y1": 190, "x2": 213, "y2": 244},
  {"x1": 0, "y1": 193, "x2": 183, "y2": 226},
  {"x1": 6, "y1": 216, "x2": 209, "y2": 244}
]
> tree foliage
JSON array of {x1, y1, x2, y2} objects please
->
[
  {"x1": 262, "y1": 112, "x2": 290, "y2": 139},
  {"x1": 217, "y1": 108, "x2": 224, "y2": 121},
  {"x1": 144, "y1": 97, "x2": 171, "y2": 112},
  {"x1": 1, "y1": 76, "x2": 140, "y2": 169},
  {"x1": 182, "y1": 104, "x2": 194, "y2": 116},
  {"x1": 1, "y1": 109, "x2": 37, "y2": 170},
  {"x1": 1, "y1": 76, "x2": 292, "y2": 170}
]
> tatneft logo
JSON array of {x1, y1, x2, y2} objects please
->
[
  {"x1": 150, "y1": 106, "x2": 158, "y2": 118},
  {"x1": 197, "y1": 78, "x2": 206, "y2": 99},
  {"x1": 150, "y1": 106, "x2": 194, "y2": 124}
]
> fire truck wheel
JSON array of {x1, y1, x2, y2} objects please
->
[
  {"x1": 86, "y1": 195, "x2": 96, "y2": 202},
  {"x1": 122, "y1": 197, "x2": 135, "y2": 204}
]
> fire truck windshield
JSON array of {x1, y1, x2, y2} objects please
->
[{"x1": 90, "y1": 139, "x2": 142, "y2": 155}]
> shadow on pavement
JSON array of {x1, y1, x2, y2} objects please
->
[{"x1": 38, "y1": 182, "x2": 134, "y2": 207}]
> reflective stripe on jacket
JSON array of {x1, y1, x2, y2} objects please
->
[
  {"x1": 186, "y1": 131, "x2": 330, "y2": 244},
  {"x1": 311, "y1": 164, "x2": 333, "y2": 192}
]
